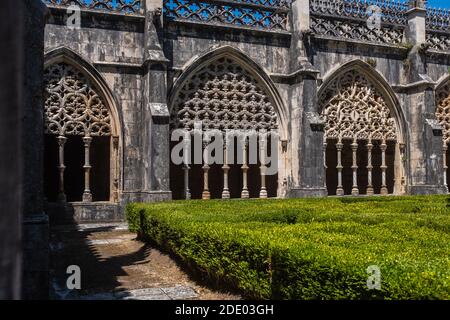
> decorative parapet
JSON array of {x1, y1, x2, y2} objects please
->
[
  {"x1": 426, "y1": 7, "x2": 450, "y2": 52},
  {"x1": 163, "y1": 0, "x2": 292, "y2": 32},
  {"x1": 311, "y1": 0, "x2": 408, "y2": 25},
  {"x1": 43, "y1": 0, "x2": 142, "y2": 14},
  {"x1": 426, "y1": 7, "x2": 450, "y2": 31},
  {"x1": 309, "y1": 0, "x2": 407, "y2": 46}
]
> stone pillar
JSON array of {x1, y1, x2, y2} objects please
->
[
  {"x1": 287, "y1": 74, "x2": 328, "y2": 198},
  {"x1": 141, "y1": 1, "x2": 172, "y2": 202},
  {"x1": 0, "y1": 0, "x2": 49, "y2": 300},
  {"x1": 380, "y1": 140, "x2": 388, "y2": 195},
  {"x1": 351, "y1": 141, "x2": 359, "y2": 196},
  {"x1": 403, "y1": 2, "x2": 447, "y2": 194},
  {"x1": 222, "y1": 140, "x2": 230, "y2": 199},
  {"x1": 57, "y1": 136, "x2": 67, "y2": 203},
  {"x1": 366, "y1": 141, "x2": 374, "y2": 196},
  {"x1": 22, "y1": 0, "x2": 49, "y2": 300},
  {"x1": 0, "y1": 0, "x2": 24, "y2": 300},
  {"x1": 259, "y1": 130, "x2": 268, "y2": 199},
  {"x1": 443, "y1": 144, "x2": 448, "y2": 190},
  {"x1": 202, "y1": 138, "x2": 211, "y2": 200},
  {"x1": 241, "y1": 137, "x2": 250, "y2": 199},
  {"x1": 82, "y1": 137, "x2": 93, "y2": 202},
  {"x1": 336, "y1": 141, "x2": 344, "y2": 196}
]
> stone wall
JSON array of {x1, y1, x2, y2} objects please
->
[{"x1": 39, "y1": 0, "x2": 450, "y2": 222}]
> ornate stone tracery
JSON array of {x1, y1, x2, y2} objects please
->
[
  {"x1": 436, "y1": 82, "x2": 450, "y2": 145},
  {"x1": 43, "y1": 61, "x2": 117, "y2": 203},
  {"x1": 320, "y1": 69, "x2": 400, "y2": 196},
  {"x1": 171, "y1": 57, "x2": 278, "y2": 132},
  {"x1": 44, "y1": 62, "x2": 112, "y2": 138},
  {"x1": 320, "y1": 70, "x2": 397, "y2": 142},
  {"x1": 171, "y1": 55, "x2": 279, "y2": 200}
]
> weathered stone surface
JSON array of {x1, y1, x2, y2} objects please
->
[{"x1": 38, "y1": 0, "x2": 450, "y2": 222}]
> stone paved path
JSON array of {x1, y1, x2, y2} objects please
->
[{"x1": 50, "y1": 222, "x2": 240, "y2": 300}]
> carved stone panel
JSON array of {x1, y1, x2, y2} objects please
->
[
  {"x1": 320, "y1": 70, "x2": 397, "y2": 142},
  {"x1": 44, "y1": 63, "x2": 112, "y2": 137},
  {"x1": 171, "y1": 57, "x2": 278, "y2": 131}
]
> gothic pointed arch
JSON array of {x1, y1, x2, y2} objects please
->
[
  {"x1": 44, "y1": 46, "x2": 123, "y2": 138},
  {"x1": 43, "y1": 47, "x2": 122, "y2": 203},
  {"x1": 318, "y1": 59, "x2": 406, "y2": 144},
  {"x1": 318, "y1": 60, "x2": 407, "y2": 196},
  {"x1": 436, "y1": 75, "x2": 450, "y2": 146},
  {"x1": 168, "y1": 46, "x2": 287, "y2": 139},
  {"x1": 168, "y1": 46, "x2": 283, "y2": 200},
  {"x1": 435, "y1": 75, "x2": 450, "y2": 191}
]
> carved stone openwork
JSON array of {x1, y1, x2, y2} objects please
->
[
  {"x1": 320, "y1": 70, "x2": 397, "y2": 143},
  {"x1": 171, "y1": 57, "x2": 278, "y2": 131},
  {"x1": 320, "y1": 70, "x2": 399, "y2": 196},
  {"x1": 163, "y1": 0, "x2": 291, "y2": 31},
  {"x1": 309, "y1": 0, "x2": 406, "y2": 45},
  {"x1": 436, "y1": 82, "x2": 450, "y2": 190},
  {"x1": 436, "y1": 82, "x2": 450, "y2": 146},
  {"x1": 171, "y1": 56, "x2": 278, "y2": 200},
  {"x1": 44, "y1": 63, "x2": 112, "y2": 137},
  {"x1": 43, "y1": 0, "x2": 141, "y2": 14},
  {"x1": 44, "y1": 62, "x2": 117, "y2": 203}
]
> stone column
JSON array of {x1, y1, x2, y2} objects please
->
[
  {"x1": 0, "y1": 0, "x2": 25, "y2": 299},
  {"x1": 259, "y1": 131, "x2": 268, "y2": 199},
  {"x1": 3, "y1": 0, "x2": 50, "y2": 300},
  {"x1": 141, "y1": 0, "x2": 172, "y2": 202},
  {"x1": 183, "y1": 164, "x2": 191, "y2": 200},
  {"x1": 82, "y1": 137, "x2": 93, "y2": 202},
  {"x1": 222, "y1": 139, "x2": 230, "y2": 199},
  {"x1": 57, "y1": 136, "x2": 67, "y2": 203},
  {"x1": 202, "y1": 138, "x2": 211, "y2": 200},
  {"x1": 366, "y1": 140, "x2": 374, "y2": 196},
  {"x1": 336, "y1": 141, "x2": 344, "y2": 196},
  {"x1": 241, "y1": 138, "x2": 250, "y2": 199},
  {"x1": 351, "y1": 141, "x2": 359, "y2": 196},
  {"x1": 380, "y1": 140, "x2": 388, "y2": 195},
  {"x1": 403, "y1": 2, "x2": 447, "y2": 194},
  {"x1": 443, "y1": 143, "x2": 448, "y2": 191}
]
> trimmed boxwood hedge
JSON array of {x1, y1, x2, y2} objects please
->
[{"x1": 127, "y1": 195, "x2": 450, "y2": 299}]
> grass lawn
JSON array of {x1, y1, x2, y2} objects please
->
[{"x1": 127, "y1": 195, "x2": 450, "y2": 300}]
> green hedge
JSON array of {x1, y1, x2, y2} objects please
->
[{"x1": 126, "y1": 196, "x2": 450, "y2": 299}]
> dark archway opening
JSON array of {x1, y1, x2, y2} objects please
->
[
  {"x1": 44, "y1": 135, "x2": 111, "y2": 202},
  {"x1": 170, "y1": 136, "x2": 278, "y2": 200},
  {"x1": 325, "y1": 139, "x2": 396, "y2": 196}
]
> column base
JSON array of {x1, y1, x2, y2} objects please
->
[
  {"x1": 57, "y1": 193, "x2": 66, "y2": 203},
  {"x1": 259, "y1": 189, "x2": 268, "y2": 199},
  {"x1": 202, "y1": 191, "x2": 211, "y2": 200},
  {"x1": 351, "y1": 188, "x2": 359, "y2": 196},
  {"x1": 336, "y1": 188, "x2": 345, "y2": 196},
  {"x1": 241, "y1": 190, "x2": 250, "y2": 199},
  {"x1": 222, "y1": 190, "x2": 230, "y2": 199},
  {"x1": 82, "y1": 192, "x2": 92, "y2": 202},
  {"x1": 366, "y1": 187, "x2": 374, "y2": 196},
  {"x1": 380, "y1": 187, "x2": 388, "y2": 195}
]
